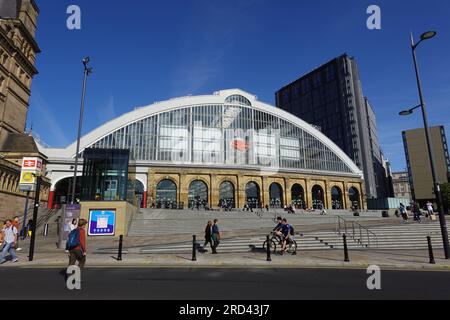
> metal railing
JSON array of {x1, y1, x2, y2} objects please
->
[{"x1": 336, "y1": 216, "x2": 379, "y2": 249}]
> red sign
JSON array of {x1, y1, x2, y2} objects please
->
[
  {"x1": 23, "y1": 159, "x2": 37, "y2": 168},
  {"x1": 232, "y1": 139, "x2": 249, "y2": 152},
  {"x1": 21, "y1": 157, "x2": 43, "y2": 173}
]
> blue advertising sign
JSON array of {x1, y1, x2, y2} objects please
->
[{"x1": 88, "y1": 210, "x2": 116, "y2": 236}]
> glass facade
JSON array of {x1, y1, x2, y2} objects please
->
[
  {"x1": 188, "y1": 180, "x2": 209, "y2": 209},
  {"x1": 245, "y1": 182, "x2": 261, "y2": 209},
  {"x1": 156, "y1": 179, "x2": 177, "y2": 209},
  {"x1": 81, "y1": 149, "x2": 133, "y2": 203},
  {"x1": 291, "y1": 184, "x2": 305, "y2": 209},
  {"x1": 331, "y1": 186, "x2": 343, "y2": 209},
  {"x1": 312, "y1": 185, "x2": 324, "y2": 209},
  {"x1": 269, "y1": 183, "x2": 283, "y2": 208},
  {"x1": 88, "y1": 100, "x2": 353, "y2": 174},
  {"x1": 219, "y1": 181, "x2": 235, "y2": 208}
]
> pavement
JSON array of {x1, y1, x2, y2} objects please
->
[
  {"x1": 2, "y1": 217, "x2": 449, "y2": 271},
  {"x1": 3, "y1": 237, "x2": 450, "y2": 271}
]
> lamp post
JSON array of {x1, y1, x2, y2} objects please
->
[
  {"x1": 28, "y1": 174, "x2": 41, "y2": 262},
  {"x1": 400, "y1": 31, "x2": 450, "y2": 259},
  {"x1": 71, "y1": 57, "x2": 92, "y2": 204}
]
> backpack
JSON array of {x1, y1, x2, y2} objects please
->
[
  {"x1": 66, "y1": 228, "x2": 81, "y2": 250},
  {"x1": 289, "y1": 225, "x2": 295, "y2": 236}
]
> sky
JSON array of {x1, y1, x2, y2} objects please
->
[{"x1": 27, "y1": 0, "x2": 450, "y2": 171}]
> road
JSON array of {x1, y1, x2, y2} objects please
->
[{"x1": 1, "y1": 267, "x2": 449, "y2": 300}]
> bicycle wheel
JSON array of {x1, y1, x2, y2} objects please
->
[
  {"x1": 287, "y1": 240, "x2": 297, "y2": 255},
  {"x1": 263, "y1": 240, "x2": 277, "y2": 254}
]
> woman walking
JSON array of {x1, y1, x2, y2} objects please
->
[
  {"x1": 211, "y1": 219, "x2": 221, "y2": 254},
  {"x1": 204, "y1": 221, "x2": 213, "y2": 252}
]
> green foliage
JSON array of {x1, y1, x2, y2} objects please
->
[{"x1": 441, "y1": 183, "x2": 450, "y2": 208}]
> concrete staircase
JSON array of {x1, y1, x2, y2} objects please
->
[
  {"x1": 312, "y1": 222, "x2": 448, "y2": 250},
  {"x1": 120, "y1": 208, "x2": 450, "y2": 254},
  {"x1": 128, "y1": 208, "x2": 390, "y2": 237},
  {"x1": 119, "y1": 209, "x2": 450, "y2": 254},
  {"x1": 137, "y1": 235, "x2": 332, "y2": 254}
]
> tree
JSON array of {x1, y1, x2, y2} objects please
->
[{"x1": 441, "y1": 183, "x2": 450, "y2": 214}]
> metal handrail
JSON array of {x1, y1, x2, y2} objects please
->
[{"x1": 336, "y1": 216, "x2": 378, "y2": 248}]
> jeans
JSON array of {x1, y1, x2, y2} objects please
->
[
  {"x1": 211, "y1": 234, "x2": 220, "y2": 253},
  {"x1": 0, "y1": 242, "x2": 18, "y2": 263}
]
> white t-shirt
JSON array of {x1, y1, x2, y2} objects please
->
[{"x1": 3, "y1": 226, "x2": 18, "y2": 244}]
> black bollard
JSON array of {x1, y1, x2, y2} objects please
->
[
  {"x1": 343, "y1": 234, "x2": 350, "y2": 262},
  {"x1": 192, "y1": 235, "x2": 197, "y2": 262},
  {"x1": 427, "y1": 236, "x2": 436, "y2": 265},
  {"x1": 117, "y1": 235, "x2": 123, "y2": 261},
  {"x1": 266, "y1": 235, "x2": 272, "y2": 262}
]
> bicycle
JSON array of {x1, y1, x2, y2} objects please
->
[{"x1": 263, "y1": 232, "x2": 297, "y2": 255}]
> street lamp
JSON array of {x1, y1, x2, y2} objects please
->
[
  {"x1": 71, "y1": 57, "x2": 93, "y2": 204},
  {"x1": 28, "y1": 173, "x2": 41, "y2": 262},
  {"x1": 400, "y1": 31, "x2": 450, "y2": 259}
]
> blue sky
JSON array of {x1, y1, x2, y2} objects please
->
[{"x1": 28, "y1": 0, "x2": 450, "y2": 171}]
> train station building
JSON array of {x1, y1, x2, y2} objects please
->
[{"x1": 40, "y1": 89, "x2": 366, "y2": 211}]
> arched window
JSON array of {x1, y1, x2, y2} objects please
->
[
  {"x1": 291, "y1": 184, "x2": 305, "y2": 209},
  {"x1": 312, "y1": 185, "x2": 325, "y2": 209},
  {"x1": 245, "y1": 182, "x2": 260, "y2": 209},
  {"x1": 189, "y1": 180, "x2": 209, "y2": 210},
  {"x1": 331, "y1": 186, "x2": 343, "y2": 210},
  {"x1": 269, "y1": 183, "x2": 284, "y2": 208},
  {"x1": 135, "y1": 180, "x2": 145, "y2": 208},
  {"x1": 349, "y1": 187, "x2": 361, "y2": 210},
  {"x1": 54, "y1": 177, "x2": 82, "y2": 205},
  {"x1": 219, "y1": 181, "x2": 235, "y2": 209},
  {"x1": 225, "y1": 94, "x2": 252, "y2": 106},
  {"x1": 156, "y1": 180, "x2": 177, "y2": 209}
]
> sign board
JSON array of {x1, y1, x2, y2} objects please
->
[
  {"x1": 88, "y1": 210, "x2": 116, "y2": 236},
  {"x1": 58, "y1": 204, "x2": 81, "y2": 249},
  {"x1": 20, "y1": 171, "x2": 36, "y2": 184},
  {"x1": 19, "y1": 157, "x2": 43, "y2": 192},
  {"x1": 22, "y1": 157, "x2": 43, "y2": 173},
  {"x1": 19, "y1": 184, "x2": 35, "y2": 192}
]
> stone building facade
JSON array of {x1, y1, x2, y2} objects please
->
[
  {"x1": 0, "y1": 0, "x2": 47, "y2": 221},
  {"x1": 147, "y1": 167, "x2": 364, "y2": 211},
  {"x1": 0, "y1": 0, "x2": 40, "y2": 145}
]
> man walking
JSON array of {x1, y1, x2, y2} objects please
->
[
  {"x1": 412, "y1": 202, "x2": 422, "y2": 224},
  {"x1": 426, "y1": 201, "x2": 434, "y2": 218},
  {"x1": 0, "y1": 220, "x2": 19, "y2": 264},
  {"x1": 66, "y1": 219, "x2": 88, "y2": 269},
  {"x1": 211, "y1": 219, "x2": 220, "y2": 254},
  {"x1": 12, "y1": 216, "x2": 22, "y2": 251}
]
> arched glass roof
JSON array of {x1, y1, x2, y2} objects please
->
[{"x1": 44, "y1": 90, "x2": 362, "y2": 176}]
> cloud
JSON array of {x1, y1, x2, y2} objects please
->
[
  {"x1": 96, "y1": 95, "x2": 116, "y2": 123},
  {"x1": 29, "y1": 89, "x2": 70, "y2": 147}
]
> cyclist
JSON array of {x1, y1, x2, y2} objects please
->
[
  {"x1": 273, "y1": 217, "x2": 283, "y2": 238},
  {"x1": 280, "y1": 219, "x2": 294, "y2": 255}
]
